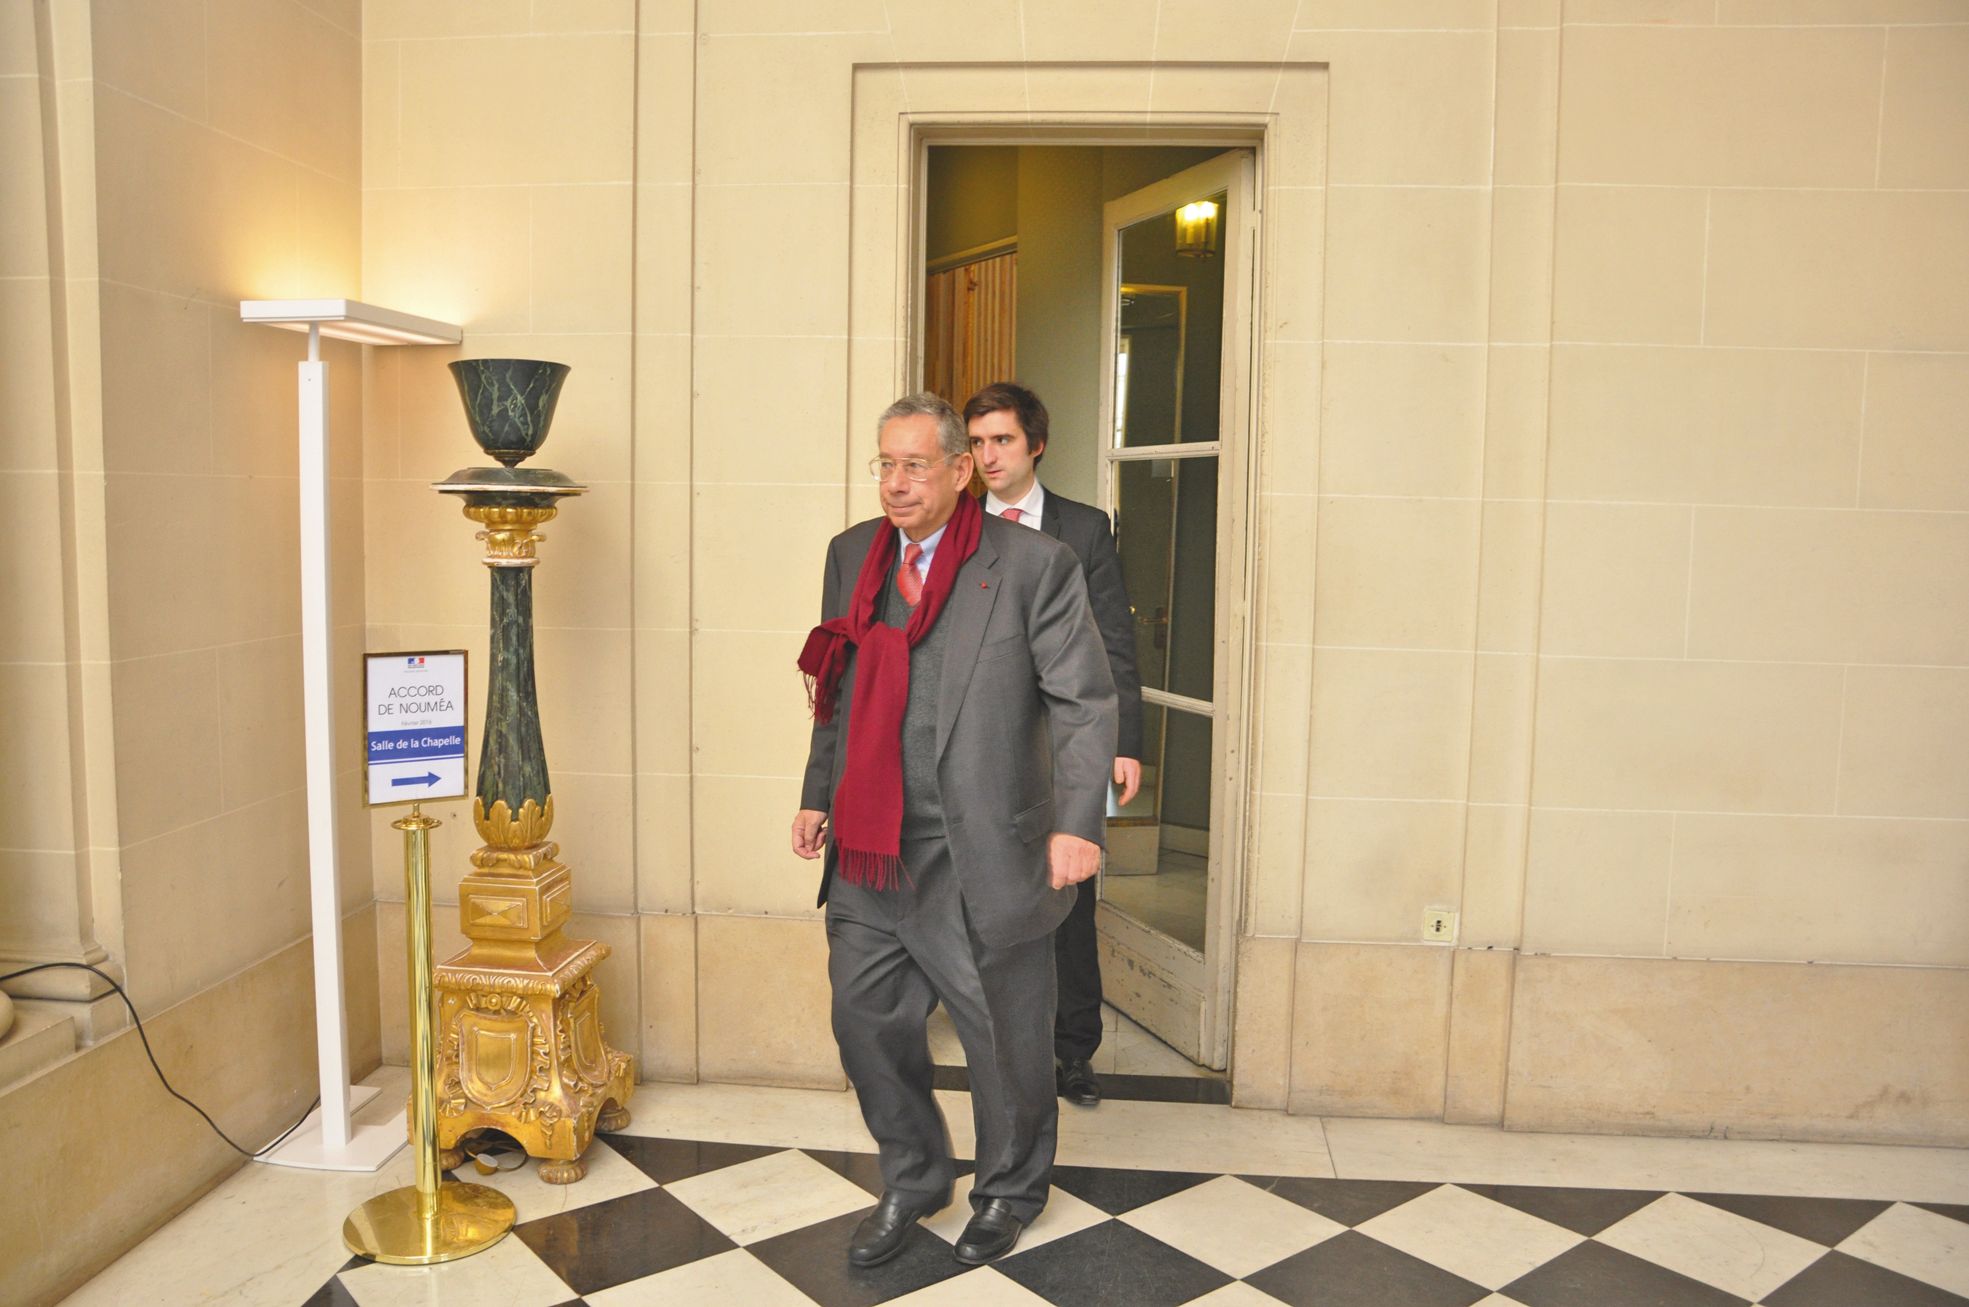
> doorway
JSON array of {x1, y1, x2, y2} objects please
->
[{"x1": 920, "y1": 143, "x2": 1258, "y2": 1073}]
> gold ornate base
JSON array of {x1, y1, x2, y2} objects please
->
[
  {"x1": 431, "y1": 840, "x2": 635, "y2": 1181},
  {"x1": 342, "y1": 1181, "x2": 515, "y2": 1265}
]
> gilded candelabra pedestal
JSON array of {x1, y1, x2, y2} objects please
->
[{"x1": 430, "y1": 359, "x2": 634, "y2": 1185}]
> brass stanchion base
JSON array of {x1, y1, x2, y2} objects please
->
[{"x1": 343, "y1": 1180, "x2": 516, "y2": 1265}]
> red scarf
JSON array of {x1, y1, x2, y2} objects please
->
[{"x1": 798, "y1": 493, "x2": 983, "y2": 888}]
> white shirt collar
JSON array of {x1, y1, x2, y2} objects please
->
[{"x1": 986, "y1": 479, "x2": 1045, "y2": 527}]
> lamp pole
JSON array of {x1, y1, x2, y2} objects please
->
[{"x1": 241, "y1": 300, "x2": 461, "y2": 1172}]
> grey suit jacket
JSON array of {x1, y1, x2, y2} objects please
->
[
  {"x1": 800, "y1": 513, "x2": 1119, "y2": 947},
  {"x1": 1038, "y1": 489, "x2": 1145, "y2": 762}
]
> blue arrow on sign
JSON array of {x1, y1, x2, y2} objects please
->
[{"x1": 391, "y1": 772, "x2": 441, "y2": 788}]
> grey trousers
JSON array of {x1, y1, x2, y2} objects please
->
[{"x1": 825, "y1": 835, "x2": 1059, "y2": 1224}]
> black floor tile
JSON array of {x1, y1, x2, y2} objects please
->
[
  {"x1": 299, "y1": 1276, "x2": 361, "y2": 1306},
  {"x1": 515, "y1": 1185, "x2": 736, "y2": 1296},
  {"x1": 1246, "y1": 1229, "x2": 1490, "y2": 1307},
  {"x1": 603, "y1": 1135, "x2": 784, "y2": 1185},
  {"x1": 1685, "y1": 1191, "x2": 1892, "y2": 1246},
  {"x1": 801, "y1": 1146, "x2": 893, "y2": 1198},
  {"x1": 1765, "y1": 1250, "x2": 1969, "y2": 1306},
  {"x1": 1458, "y1": 1183, "x2": 1664, "y2": 1236},
  {"x1": 748, "y1": 1206, "x2": 969, "y2": 1307},
  {"x1": 1916, "y1": 1202, "x2": 1969, "y2": 1226},
  {"x1": 993, "y1": 1220, "x2": 1232, "y2": 1307},
  {"x1": 1241, "y1": 1175, "x2": 1442, "y2": 1227},
  {"x1": 799, "y1": 1144, "x2": 975, "y2": 1200},
  {"x1": 1094, "y1": 1073, "x2": 1232, "y2": 1105},
  {"x1": 1047, "y1": 1162, "x2": 1214, "y2": 1215},
  {"x1": 1504, "y1": 1240, "x2": 1748, "y2": 1307}
]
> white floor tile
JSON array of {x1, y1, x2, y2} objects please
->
[
  {"x1": 1184, "y1": 1283, "x2": 1296, "y2": 1305},
  {"x1": 664, "y1": 1148, "x2": 876, "y2": 1245},
  {"x1": 584, "y1": 1248, "x2": 819, "y2": 1306},
  {"x1": 1121, "y1": 1175, "x2": 1346, "y2": 1278},
  {"x1": 1322, "y1": 1115, "x2": 1969, "y2": 1203},
  {"x1": 920, "y1": 1172, "x2": 1107, "y2": 1251},
  {"x1": 60, "y1": 1074, "x2": 423, "y2": 1307},
  {"x1": 886, "y1": 1265, "x2": 1056, "y2": 1304},
  {"x1": 1355, "y1": 1184, "x2": 1584, "y2": 1290},
  {"x1": 926, "y1": 1006, "x2": 967, "y2": 1065},
  {"x1": 1051, "y1": 1096, "x2": 1335, "y2": 1177},
  {"x1": 338, "y1": 1230, "x2": 575, "y2": 1307},
  {"x1": 609, "y1": 1081, "x2": 877, "y2": 1153},
  {"x1": 1838, "y1": 1201, "x2": 1969, "y2": 1297},
  {"x1": 1596, "y1": 1193, "x2": 1825, "y2": 1302},
  {"x1": 1110, "y1": 1021, "x2": 1219, "y2": 1078}
]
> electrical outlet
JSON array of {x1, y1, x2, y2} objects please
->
[{"x1": 1422, "y1": 907, "x2": 1458, "y2": 944}]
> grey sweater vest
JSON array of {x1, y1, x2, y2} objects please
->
[{"x1": 881, "y1": 560, "x2": 949, "y2": 837}]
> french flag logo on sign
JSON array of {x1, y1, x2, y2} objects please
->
[{"x1": 406, "y1": 655, "x2": 425, "y2": 668}]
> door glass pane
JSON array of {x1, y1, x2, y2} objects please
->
[
  {"x1": 1103, "y1": 703, "x2": 1212, "y2": 953},
  {"x1": 1113, "y1": 188, "x2": 1227, "y2": 448},
  {"x1": 1113, "y1": 456, "x2": 1217, "y2": 700}
]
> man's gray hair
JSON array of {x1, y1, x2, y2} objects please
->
[{"x1": 877, "y1": 391, "x2": 969, "y2": 461}]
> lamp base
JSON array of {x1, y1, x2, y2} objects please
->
[{"x1": 342, "y1": 1180, "x2": 515, "y2": 1265}]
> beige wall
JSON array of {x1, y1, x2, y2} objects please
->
[
  {"x1": 351, "y1": 0, "x2": 1969, "y2": 1146},
  {"x1": 1, "y1": 2, "x2": 373, "y2": 1301},
  {"x1": 357, "y1": 0, "x2": 652, "y2": 1067}
]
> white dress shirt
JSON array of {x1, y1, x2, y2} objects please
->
[
  {"x1": 985, "y1": 481, "x2": 1046, "y2": 530},
  {"x1": 896, "y1": 521, "x2": 948, "y2": 587}
]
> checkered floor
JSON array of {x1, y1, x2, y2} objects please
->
[{"x1": 303, "y1": 1129, "x2": 1969, "y2": 1306}]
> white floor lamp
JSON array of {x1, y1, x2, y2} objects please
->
[{"x1": 241, "y1": 300, "x2": 462, "y2": 1171}]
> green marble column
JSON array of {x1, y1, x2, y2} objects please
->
[{"x1": 479, "y1": 564, "x2": 550, "y2": 824}]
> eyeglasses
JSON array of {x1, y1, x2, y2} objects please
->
[{"x1": 868, "y1": 456, "x2": 952, "y2": 482}]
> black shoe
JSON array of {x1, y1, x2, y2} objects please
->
[
  {"x1": 849, "y1": 1192, "x2": 939, "y2": 1268},
  {"x1": 953, "y1": 1198, "x2": 1025, "y2": 1265},
  {"x1": 1057, "y1": 1056, "x2": 1102, "y2": 1107}
]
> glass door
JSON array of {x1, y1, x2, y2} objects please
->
[{"x1": 1097, "y1": 151, "x2": 1255, "y2": 1069}]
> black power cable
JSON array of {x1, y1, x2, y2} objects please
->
[{"x1": 1, "y1": 961, "x2": 321, "y2": 1158}]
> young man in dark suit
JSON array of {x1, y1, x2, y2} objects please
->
[{"x1": 963, "y1": 382, "x2": 1145, "y2": 1109}]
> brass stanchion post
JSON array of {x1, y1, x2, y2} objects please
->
[{"x1": 343, "y1": 804, "x2": 516, "y2": 1264}]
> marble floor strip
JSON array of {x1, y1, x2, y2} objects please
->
[{"x1": 56, "y1": 1067, "x2": 1969, "y2": 1307}]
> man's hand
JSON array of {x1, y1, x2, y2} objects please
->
[
  {"x1": 1113, "y1": 757, "x2": 1142, "y2": 807},
  {"x1": 1048, "y1": 832, "x2": 1101, "y2": 889},
  {"x1": 791, "y1": 809, "x2": 829, "y2": 860}
]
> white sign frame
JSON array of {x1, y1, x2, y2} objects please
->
[{"x1": 364, "y1": 649, "x2": 469, "y2": 807}]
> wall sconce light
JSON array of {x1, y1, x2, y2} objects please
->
[
  {"x1": 1174, "y1": 200, "x2": 1219, "y2": 258},
  {"x1": 240, "y1": 297, "x2": 461, "y2": 1174}
]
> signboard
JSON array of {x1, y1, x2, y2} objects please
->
[{"x1": 365, "y1": 650, "x2": 468, "y2": 806}]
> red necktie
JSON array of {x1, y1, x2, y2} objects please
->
[
  {"x1": 899, "y1": 542, "x2": 924, "y2": 606},
  {"x1": 1002, "y1": 508, "x2": 1024, "y2": 524}
]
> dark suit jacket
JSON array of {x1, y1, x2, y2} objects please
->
[
  {"x1": 800, "y1": 514, "x2": 1119, "y2": 947},
  {"x1": 1038, "y1": 490, "x2": 1145, "y2": 762}
]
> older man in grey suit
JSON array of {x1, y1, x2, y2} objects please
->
[{"x1": 792, "y1": 392, "x2": 1117, "y2": 1268}]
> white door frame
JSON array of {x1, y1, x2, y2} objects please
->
[{"x1": 905, "y1": 130, "x2": 1261, "y2": 1069}]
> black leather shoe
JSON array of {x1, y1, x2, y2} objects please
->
[
  {"x1": 953, "y1": 1198, "x2": 1025, "y2": 1264},
  {"x1": 849, "y1": 1192, "x2": 938, "y2": 1268},
  {"x1": 1057, "y1": 1056, "x2": 1102, "y2": 1107}
]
